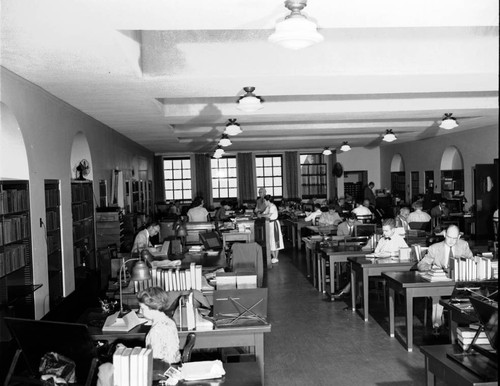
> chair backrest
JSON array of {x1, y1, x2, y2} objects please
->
[
  {"x1": 231, "y1": 242, "x2": 264, "y2": 287},
  {"x1": 181, "y1": 332, "x2": 196, "y2": 363},
  {"x1": 4, "y1": 317, "x2": 98, "y2": 385},
  {"x1": 356, "y1": 214, "x2": 373, "y2": 224},
  {"x1": 185, "y1": 222, "x2": 215, "y2": 245},
  {"x1": 409, "y1": 221, "x2": 431, "y2": 231},
  {"x1": 354, "y1": 223, "x2": 376, "y2": 237}
]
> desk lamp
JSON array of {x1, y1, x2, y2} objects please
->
[{"x1": 119, "y1": 251, "x2": 151, "y2": 315}]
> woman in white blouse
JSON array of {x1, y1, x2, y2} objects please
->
[{"x1": 260, "y1": 195, "x2": 284, "y2": 264}]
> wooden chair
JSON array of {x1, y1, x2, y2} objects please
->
[
  {"x1": 356, "y1": 214, "x2": 373, "y2": 224},
  {"x1": 181, "y1": 332, "x2": 197, "y2": 363}
]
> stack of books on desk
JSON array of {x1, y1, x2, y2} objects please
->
[
  {"x1": 420, "y1": 268, "x2": 452, "y2": 282},
  {"x1": 449, "y1": 256, "x2": 496, "y2": 281},
  {"x1": 134, "y1": 262, "x2": 203, "y2": 293},
  {"x1": 113, "y1": 346, "x2": 152, "y2": 386},
  {"x1": 457, "y1": 325, "x2": 492, "y2": 350}
]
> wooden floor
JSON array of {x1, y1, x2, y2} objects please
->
[{"x1": 263, "y1": 244, "x2": 450, "y2": 386}]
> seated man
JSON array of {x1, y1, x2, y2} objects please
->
[
  {"x1": 337, "y1": 213, "x2": 362, "y2": 236},
  {"x1": 351, "y1": 199, "x2": 373, "y2": 218},
  {"x1": 417, "y1": 224, "x2": 473, "y2": 334},
  {"x1": 407, "y1": 200, "x2": 431, "y2": 224},
  {"x1": 430, "y1": 199, "x2": 450, "y2": 219},
  {"x1": 333, "y1": 218, "x2": 408, "y2": 300},
  {"x1": 132, "y1": 222, "x2": 161, "y2": 253}
]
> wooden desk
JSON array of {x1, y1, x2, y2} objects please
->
[
  {"x1": 86, "y1": 313, "x2": 271, "y2": 385},
  {"x1": 285, "y1": 218, "x2": 309, "y2": 250},
  {"x1": 440, "y1": 299, "x2": 479, "y2": 345},
  {"x1": 383, "y1": 271, "x2": 455, "y2": 352},
  {"x1": 420, "y1": 344, "x2": 497, "y2": 386},
  {"x1": 222, "y1": 232, "x2": 252, "y2": 250},
  {"x1": 321, "y1": 249, "x2": 369, "y2": 300},
  {"x1": 348, "y1": 256, "x2": 415, "y2": 322},
  {"x1": 159, "y1": 361, "x2": 262, "y2": 386}
]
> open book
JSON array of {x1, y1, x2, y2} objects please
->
[{"x1": 102, "y1": 310, "x2": 148, "y2": 332}]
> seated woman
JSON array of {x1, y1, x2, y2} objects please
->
[
  {"x1": 317, "y1": 204, "x2": 342, "y2": 226},
  {"x1": 214, "y1": 200, "x2": 231, "y2": 222},
  {"x1": 97, "y1": 287, "x2": 181, "y2": 386},
  {"x1": 187, "y1": 196, "x2": 210, "y2": 222}
]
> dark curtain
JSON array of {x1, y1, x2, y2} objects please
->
[
  {"x1": 284, "y1": 151, "x2": 299, "y2": 200},
  {"x1": 194, "y1": 153, "x2": 212, "y2": 205},
  {"x1": 237, "y1": 153, "x2": 256, "y2": 203},
  {"x1": 153, "y1": 155, "x2": 165, "y2": 203}
]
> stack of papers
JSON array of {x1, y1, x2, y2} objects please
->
[
  {"x1": 181, "y1": 360, "x2": 225, "y2": 381},
  {"x1": 102, "y1": 311, "x2": 148, "y2": 332},
  {"x1": 420, "y1": 268, "x2": 452, "y2": 282}
]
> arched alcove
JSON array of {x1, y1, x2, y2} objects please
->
[
  {"x1": 440, "y1": 146, "x2": 463, "y2": 171},
  {"x1": 390, "y1": 153, "x2": 405, "y2": 172},
  {"x1": 70, "y1": 132, "x2": 93, "y2": 180},
  {"x1": 0, "y1": 102, "x2": 29, "y2": 179}
]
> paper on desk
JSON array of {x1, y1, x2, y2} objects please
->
[
  {"x1": 102, "y1": 310, "x2": 148, "y2": 332},
  {"x1": 181, "y1": 360, "x2": 225, "y2": 381}
]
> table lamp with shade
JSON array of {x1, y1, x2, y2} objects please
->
[{"x1": 119, "y1": 250, "x2": 151, "y2": 315}]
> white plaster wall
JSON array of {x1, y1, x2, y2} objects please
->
[{"x1": 336, "y1": 147, "x2": 381, "y2": 198}]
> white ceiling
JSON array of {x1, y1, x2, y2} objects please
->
[{"x1": 1, "y1": 0, "x2": 498, "y2": 155}]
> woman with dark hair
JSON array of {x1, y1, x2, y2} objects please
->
[
  {"x1": 259, "y1": 195, "x2": 284, "y2": 264},
  {"x1": 187, "y1": 196, "x2": 209, "y2": 222}
]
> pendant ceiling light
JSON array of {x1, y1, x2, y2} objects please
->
[
  {"x1": 218, "y1": 134, "x2": 232, "y2": 147},
  {"x1": 224, "y1": 119, "x2": 242, "y2": 136},
  {"x1": 322, "y1": 147, "x2": 332, "y2": 156},
  {"x1": 340, "y1": 141, "x2": 351, "y2": 152},
  {"x1": 237, "y1": 87, "x2": 264, "y2": 112},
  {"x1": 213, "y1": 145, "x2": 225, "y2": 158},
  {"x1": 439, "y1": 113, "x2": 459, "y2": 130},
  {"x1": 382, "y1": 129, "x2": 397, "y2": 142},
  {"x1": 268, "y1": 0, "x2": 324, "y2": 50}
]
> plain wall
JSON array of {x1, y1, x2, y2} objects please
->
[
  {"x1": 1, "y1": 67, "x2": 154, "y2": 318},
  {"x1": 336, "y1": 147, "x2": 381, "y2": 198},
  {"x1": 380, "y1": 126, "x2": 499, "y2": 205}
]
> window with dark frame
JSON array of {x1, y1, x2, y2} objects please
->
[
  {"x1": 300, "y1": 153, "x2": 327, "y2": 199},
  {"x1": 211, "y1": 157, "x2": 237, "y2": 199},
  {"x1": 163, "y1": 158, "x2": 192, "y2": 202},
  {"x1": 255, "y1": 155, "x2": 283, "y2": 197}
]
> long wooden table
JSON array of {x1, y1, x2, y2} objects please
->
[
  {"x1": 85, "y1": 311, "x2": 271, "y2": 385},
  {"x1": 383, "y1": 271, "x2": 455, "y2": 352},
  {"x1": 348, "y1": 256, "x2": 416, "y2": 322},
  {"x1": 420, "y1": 344, "x2": 497, "y2": 386},
  {"x1": 284, "y1": 218, "x2": 309, "y2": 250}
]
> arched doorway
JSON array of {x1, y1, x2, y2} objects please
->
[
  {"x1": 390, "y1": 153, "x2": 406, "y2": 203},
  {"x1": 439, "y1": 146, "x2": 464, "y2": 213}
]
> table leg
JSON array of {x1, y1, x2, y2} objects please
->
[
  {"x1": 312, "y1": 250, "x2": 317, "y2": 289},
  {"x1": 305, "y1": 246, "x2": 311, "y2": 278},
  {"x1": 329, "y1": 257, "x2": 335, "y2": 296},
  {"x1": 351, "y1": 266, "x2": 356, "y2": 312},
  {"x1": 363, "y1": 271, "x2": 369, "y2": 322},
  {"x1": 321, "y1": 256, "x2": 326, "y2": 294},
  {"x1": 406, "y1": 291, "x2": 413, "y2": 352},
  {"x1": 424, "y1": 356, "x2": 435, "y2": 386},
  {"x1": 254, "y1": 333, "x2": 265, "y2": 385},
  {"x1": 291, "y1": 226, "x2": 296, "y2": 248},
  {"x1": 388, "y1": 287, "x2": 395, "y2": 338},
  {"x1": 296, "y1": 227, "x2": 301, "y2": 250},
  {"x1": 449, "y1": 315, "x2": 458, "y2": 345}
]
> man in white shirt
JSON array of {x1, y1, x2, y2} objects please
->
[
  {"x1": 374, "y1": 218, "x2": 408, "y2": 255},
  {"x1": 417, "y1": 225, "x2": 473, "y2": 334},
  {"x1": 352, "y1": 199, "x2": 372, "y2": 217},
  {"x1": 407, "y1": 200, "x2": 431, "y2": 223}
]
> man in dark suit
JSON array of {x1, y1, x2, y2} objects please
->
[
  {"x1": 363, "y1": 181, "x2": 376, "y2": 207},
  {"x1": 431, "y1": 199, "x2": 450, "y2": 219}
]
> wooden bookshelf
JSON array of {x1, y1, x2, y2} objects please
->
[
  {"x1": 301, "y1": 163, "x2": 327, "y2": 199},
  {"x1": 0, "y1": 180, "x2": 40, "y2": 341},
  {"x1": 45, "y1": 180, "x2": 63, "y2": 309},
  {"x1": 71, "y1": 180, "x2": 96, "y2": 286}
]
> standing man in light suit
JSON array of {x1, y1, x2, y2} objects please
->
[{"x1": 417, "y1": 225, "x2": 473, "y2": 334}]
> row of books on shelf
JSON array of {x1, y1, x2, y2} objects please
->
[
  {"x1": 0, "y1": 214, "x2": 30, "y2": 245},
  {"x1": 45, "y1": 210, "x2": 60, "y2": 232},
  {"x1": 47, "y1": 234, "x2": 60, "y2": 255},
  {"x1": 71, "y1": 183, "x2": 93, "y2": 202},
  {"x1": 133, "y1": 263, "x2": 204, "y2": 293},
  {"x1": 0, "y1": 189, "x2": 29, "y2": 214},
  {"x1": 113, "y1": 346, "x2": 153, "y2": 386},
  {"x1": 73, "y1": 220, "x2": 94, "y2": 241},
  {"x1": 449, "y1": 256, "x2": 497, "y2": 281},
  {"x1": 45, "y1": 188, "x2": 60, "y2": 208},
  {"x1": 457, "y1": 324, "x2": 492, "y2": 350},
  {"x1": 301, "y1": 175, "x2": 327, "y2": 185},
  {"x1": 0, "y1": 244, "x2": 27, "y2": 277},
  {"x1": 72, "y1": 202, "x2": 93, "y2": 221},
  {"x1": 300, "y1": 164, "x2": 326, "y2": 174}
]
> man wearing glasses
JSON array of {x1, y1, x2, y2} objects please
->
[{"x1": 417, "y1": 225, "x2": 473, "y2": 334}]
